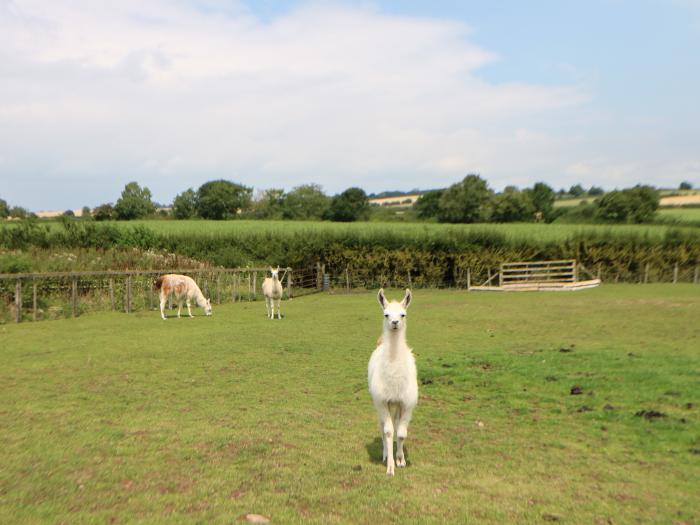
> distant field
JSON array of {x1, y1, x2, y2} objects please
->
[
  {"x1": 658, "y1": 207, "x2": 700, "y2": 222},
  {"x1": 99, "y1": 219, "x2": 695, "y2": 242},
  {"x1": 1, "y1": 286, "x2": 698, "y2": 523}
]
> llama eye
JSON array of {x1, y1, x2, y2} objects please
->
[
  {"x1": 384, "y1": 314, "x2": 389, "y2": 318},
  {"x1": 400, "y1": 313, "x2": 406, "y2": 318}
]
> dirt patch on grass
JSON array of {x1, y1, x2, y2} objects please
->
[{"x1": 635, "y1": 410, "x2": 667, "y2": 420}]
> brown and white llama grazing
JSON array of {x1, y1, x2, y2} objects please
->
[
  {"x1": 262, "y1": 267, "x2": 283, "y2": 320},
  {"x1": 368, "y1": 288, "x2": 418, "y2": 476},
  {"x1": 154, "y1": 274, "x2": 212, "y2": 320}
]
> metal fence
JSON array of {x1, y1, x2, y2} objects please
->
[{"x1": 0, "y1": 266, "x2": 324, "y2": 323}]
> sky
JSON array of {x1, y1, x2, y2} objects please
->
[{"x1": 1, "y1": 0, "x2": 699, "y2": 211}]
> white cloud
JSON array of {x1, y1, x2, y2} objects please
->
[{"x1": 0, "y1": 0, "x2": 696, "y2": 209}]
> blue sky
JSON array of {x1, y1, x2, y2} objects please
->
[{"x1": 1, "y1": 0, "x2": 699, "y2": 210}]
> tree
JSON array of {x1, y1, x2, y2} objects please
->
[
  {"x1": 93, "y1": 203, "x2": 115, "y2": 221},
  {"x1": 251, "y1": 188, "x2": 286, "y2": 219},
  {"x1": 588, "y1": 186, "x2": 604, "y2": 196},
  {"x1": 488, "y1": 190, "x2": 535, "y2": 222},
  {"x1": 414, "y1": 190, "x2": 443, "y2": 220},
  {"x1": 626, "y1": 185, "x2": 659, "y2": 223},
  {"x1": 172, "y1": 188, "x2": 197, "y2": 219},
  {"x1": 595, "y1": 185, "x2": 658, "y2": 223},
  {"x1": 9, "y1": 206, "x2": 28, "y2": 218},
  {"x1": 525, "y1": 182, "x2": 555, "y2": 221},
  {"x1": 282, "y1": 184, "x2": 330, "y2": 220},
  {"x1": 114, "y1": 182, "x2": 156, "y2": 220},
  {"x1": 81, "y1": 206, "x2": 92, "y2": 219},
  {"x1": 325, "y1": 187, "x2": 370, "y2": 222},
  {"x1": 569, "y1": 184, "x2": 585, "y2": 197},
  {"x1": 437, "y1": 174, "x2": 492, "y2": 223},
  {"x1": 679, "y1": 181, "x2": 693, "y2": 190},
  {"x1": 0, "y1": 198, "x2": 9, "y2": 218},
  {"x1": 196, "y1": 180, "x2": 252, "y2": 220},
  {"x1": 63, "y1": 209, "x2": 75, "y2": 217}
]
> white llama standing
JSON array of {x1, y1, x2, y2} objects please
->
[
  {"x1": 368, "y1": 288, "x2": 418, "y2": 476},
  {"x1": 155, "y1": 274, "x2": 212, "y2": 320},
  {"x1": 262, "y1": 267, "x2": 284, "y2": 320}
]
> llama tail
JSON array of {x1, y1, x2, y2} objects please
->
[{"x1": 154, "y1": 276, "x2": 165, "y2": 290}]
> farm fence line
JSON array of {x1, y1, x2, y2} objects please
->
[
  {"x1": 0, "y1": 266, "x2": 321, "y2": 324},
  {"x1": 2, "y1": 260, "x2": 699, "y2": 323},
  {"x1": 319, "y1": 260, "x2": 700, "y2": 293}
]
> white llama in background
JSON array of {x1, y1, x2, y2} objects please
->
[
  {"x1": 368, "y1": 288, "x2": 418, "y2": 476},
  {"x1": 155, "y1": 274, "x2": 212, "y2": 320},
  {"x1": 262, "y1": 267, "x2": 284, "y2": 320}
]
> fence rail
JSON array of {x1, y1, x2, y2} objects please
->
[
  {"x1": 2, "y1": 260, "x2": 699, "y2": 324},
  {"x1": 0, "y1": 266, "x2": 325, "y2": 323}
]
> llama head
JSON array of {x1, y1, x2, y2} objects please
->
[
  {"x1": 204, "y1": 298, "x2": 212, "y2": 316},
  {"x1": 270, "y1": 267, "x2": 280, "y2": 280},
  {"x1": 377, "y1": 288, "x2": 412, "y2": 331}
]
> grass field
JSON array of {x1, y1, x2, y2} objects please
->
[
  {"x1": 1, "y1": 285, "x2": 698, "y2": 524},
  {"x1": 74, "y1": 219, "x2": 697, "y2": 242},
  {"x1": 658, "y1": 207, "x2": 700, "y2": 223}
]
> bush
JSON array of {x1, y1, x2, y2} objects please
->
[{"x1": 173, "y1": 189, "x2": 197, "y2": 219}]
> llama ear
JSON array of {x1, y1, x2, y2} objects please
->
[
  {"x1": 377, "y1": 288, "x2": 387, "y2": 309},
  {"x1": 269, "y1": 266, "x2": 273, "y2": 273},
  {"x1": 401, "y1": 289, "x2": 412, "y2": 309}
]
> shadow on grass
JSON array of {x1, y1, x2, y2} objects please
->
[
  {"x1": 366, "y1": 437, "x2": 384, "y2": 464},
  {"x1": 365, "y1": 437, "x2": 410, "y2": 466}
]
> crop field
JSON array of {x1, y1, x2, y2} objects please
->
[
  {"x1": 658, "y1": 207, "x2": 700, "y2": 223},
  {"x1": 1, "y1": 285, "x2": 698, "y2": 524},
  {"x1": 71, "y1": 219, "x2": 697, "y2": 242}
]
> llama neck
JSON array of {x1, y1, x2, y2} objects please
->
[
  {"x1": 383, "y1": 327, "x2": 408, "y2": 358},
  {"x1": 194, "y1": 290, "x2": 207, "y2": 307}
]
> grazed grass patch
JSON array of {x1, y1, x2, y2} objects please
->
[{"x1": 0, "y1": 285, "x2": 698, "y2": 523}]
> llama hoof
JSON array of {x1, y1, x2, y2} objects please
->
[
  {"x1": 386, "y1": 463, "x2": 395, "y2": 476},
  {"x1": 396, "y1": 457, "x2": 406, "y2": 468}
]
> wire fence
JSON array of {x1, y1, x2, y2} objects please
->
[
  {"x1": 2, "y1": 261, "x2": 698, "y2": 323},
  {"x1": 0, "y1": 266, "x2": 323, "y2": 323}
]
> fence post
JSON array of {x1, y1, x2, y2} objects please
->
[
  {"x1": 694, "y1": 266, "x2": 699, "y2": 285},
  {"x1": 126, "y1": 276, "x2": 132, "y2": 313},
  {"x1": 316, "y1": 262, "x2": 322, "y2": 290},
  {"x1": 15, "y1": 279, "x2": 22, "y2": 323},
  {"x1": 466, "y1": 267, "x2": 471, "y2": 291},
  {"x1": 673, "y1": 263, "x2": 679, "y2": 284},
  {"x1": 216, "y1": 274, "x2": 221, "y2": 304},
  {"x1": 287, "y1": 269, "x2": 293, "y2": 299},
  {"x1": 71, "y1": 278, "x2": 78, "y2": 317},
  {"x1": 597, "y1": 264, "x2": 602, "y2": 281},
  {"x1": 487, "y1": 268, "x2": 492, "y2": 287},
  {"x1": 346, "y1": 267, "x2": 351, "y2": 294},
  {"x1": 248, "y1": 272, "x2": 252, "y2": 301},
  {"x1": 644, "y1": 263, "x2": 649, "y2": 284},
  {"x1": 252, "y1": 272, "x2": 257, "y2": 300},
  {"x1": 407, "y1": 271, "x2": 412, "y2": 290},
  {"x1": 32, "y1": 279, "x2": 37, "y2": 321},
  {"x1": 498, "y1": 263, "x2": 503, "y2": 288},
  {"x1": 109, "y1": 278, "x2": 115, "y2": 311}
]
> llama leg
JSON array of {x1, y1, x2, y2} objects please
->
[
  {"x1": 160, "y1": 295, "x2": 167, "y2": 320},
  {"x1": 265, "y1": 297, "x2": 271, "y2": 319},
  {"x1": 395, "y1": 405, "x2": 413, "y2": 468},
  {"x1": 177, "y1": 301, "x2": 182, "y2": 318},
  {"x1": 186, "y1": 301, "x2": 193, "y2": 318},
  {"x1": 378, "y1": 403, "x2": 395, "y2": 476},
  {"x1": 275, "y1": 298, "x2": 281, "y2": 319}
]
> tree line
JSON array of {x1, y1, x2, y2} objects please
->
[{"x1": 1, "y1": 177, "x2": 693, "y2": 224}]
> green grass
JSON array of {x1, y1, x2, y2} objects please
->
[
  {"x1": 1, "y1": 285, "x2": 698, "y2": 523},
  {"x1": 658, "y1": 207, "x2": 700, "y2": 223},
  {"x1": 82, "y1": 219, "x2": 696, "y2": 242}
]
